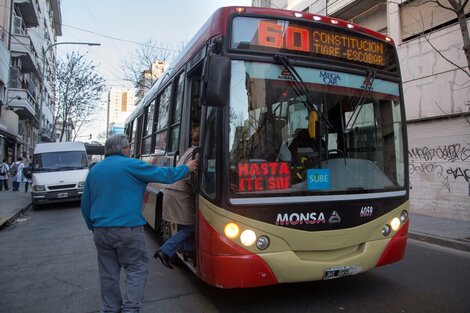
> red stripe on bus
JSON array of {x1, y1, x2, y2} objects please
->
[
  {"x1": 197, "y1": 212, "x2": 278, "y2": 288},
  {"x1": 375, "y1": 220, "x2": 409, "y2": 268}
]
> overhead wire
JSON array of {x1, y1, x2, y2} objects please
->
[
  {"x1": 60, "y1": 27, "x2": 128, "y2": 86},
  {"x1": 77, "y1": 0, "x2": 128, "y2": 66},
  {"x1": 58, "y1": 22, "x2": 180, "y2": 53}
]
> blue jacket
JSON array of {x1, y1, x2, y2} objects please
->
[{"x1": 80, "y1": 155, "x2": 189, "y2": 230}]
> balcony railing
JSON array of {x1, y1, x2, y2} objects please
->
[
  {"x1": 38, "y1": 126, "x2": 56, "y2": 142},
  {"x1": 7, "y1": 88, "x2": 38, "y2": 118},
  {"x1": 11, "y1": 33, "x2": 39, "y2": 73}
]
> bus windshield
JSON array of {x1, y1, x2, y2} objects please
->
[
  {"x1": 33, "y1": 151, "x2": 88, "y2": 172},
  {"x1": 228, "y1": 60, "x2": 406, "y2": 195}
]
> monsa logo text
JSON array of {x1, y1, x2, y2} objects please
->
[{"x1": 276, "y1": 212, "x2": 326, "y2": 225}]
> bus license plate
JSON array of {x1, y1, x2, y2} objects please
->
[
  {"x1": 323, "y1": 266, "x2": 353, "y2": 280},
  {"x1": 57, "y1": 192, "x2": 68, "y2": 198}
]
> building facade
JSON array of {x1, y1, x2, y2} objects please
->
[
  {"x1": 134, "y1": 60, "x2": 167, "y2": 100},
  {"x1": 252, "y1": 0, "x2": 470, "y2": 221},
  {"x1": 0, "y1": 0, "x2": 61, "y2": 163},
  {"x1": 107, "y1": 87, "x2": 136, "y2": 137}
]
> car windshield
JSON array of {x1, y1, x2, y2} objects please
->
[
  {"x1": 33, "y1": 151, "x2": 88, "y2": 172},
  {"x1": 228, "y1": 61, "x2": 406, "y2": 195}
]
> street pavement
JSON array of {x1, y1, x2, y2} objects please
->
[{"x1": 1, "y1": 186, "x2": 469, "y2": 252}]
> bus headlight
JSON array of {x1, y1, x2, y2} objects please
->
[
  {"x1": 224, "y1": 223, "x2": 240, "y2": 239},
  {"x1": 256, "y1": 236, "x2": 270, "y2": 250},
  {"x1": 240, "y1": 229, "x2": 256, "y2": 247},
  {"x1": 382, "y1": 224, "x2": 391, "y2": 236},
  {"x1": 33, "y1": 185, "x2": 45, "y2": 192},
  {"x1": 400, "y1": 210, "x2": 408, "y2": 223},
  {"x1": 391, "y1": 217, "x2": 401, "y2": 231}
]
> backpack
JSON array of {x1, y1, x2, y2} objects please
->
[
  {"x1": 23, "y1": 166, "x2": 32, "y2": 179},
  {"x1": 9, "y1": 162, "x2": 18, "y2": 176},
  {"x1": 0, "y1": 164, "x2": 6, "y2": 176}
]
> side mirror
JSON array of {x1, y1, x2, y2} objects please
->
[{"x1": 201, "y1": 55, "x2": 230, "y2": 107}]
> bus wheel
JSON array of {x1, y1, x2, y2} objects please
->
[{"x1": 159, "y1": 220, "x2": 171, "y2": 243}]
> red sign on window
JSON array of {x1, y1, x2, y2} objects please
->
[{"x1": 238, "y1": 162, "x2": 291, "y2": 192}]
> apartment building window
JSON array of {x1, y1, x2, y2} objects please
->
[
  {"x1": 12, "y1": 14, "x2": 26, "y2": 35},
  {"x1": 121, "y1": 92, "x2": 128, "y2": 111}
]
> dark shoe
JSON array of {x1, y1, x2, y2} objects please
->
[{"x1": 153, "y1": 250, "x2": 173, "y2": 269}]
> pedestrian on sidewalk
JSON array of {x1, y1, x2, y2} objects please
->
[
  {"x1": 0, "y1": 159, "x2": 9, "y2": 191},
  {"x1": 81, "y1": 134, "x2": 198, "y2": 313},
  {"x1": 23, "y1": 162, "x2": 33, "y2": 192},
  {"x1": 11, "y1": 157, "x2": 24, "y2": 192}
]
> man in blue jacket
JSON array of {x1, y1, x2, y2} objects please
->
[{"x1": 81, "y1": 134, "x2": 197, "y2": 313}]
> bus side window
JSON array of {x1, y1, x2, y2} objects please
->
[
  {"x1": 135, "y1": 114, "x2": 144, "y2": 158},
  {"x1": 201, "y1": 107, "x2": 217, "y2": 199},
  {"x1": 154, "y1": 84, "x2": 171, "y2": 155},
  {"x1": 142, "y1": 100, "x2": 156, "y2": 155},
  {"x1": 168, "y1": 73, "x2": 184, "y2": 152}
]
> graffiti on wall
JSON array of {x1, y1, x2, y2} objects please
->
[
  {"x1": 409, "y1": 143, "x2": 470, "y2": 194},
  {"x1": 409, "y1": 144, "x2": 470, "y2": 162}
]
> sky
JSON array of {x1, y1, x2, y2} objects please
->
[
  {"x1": 60, "y1": 0, "x2": 252, "y2": 87},
  {"x1": 59, "y1": 0, "x2": 252, "y2": 140}
]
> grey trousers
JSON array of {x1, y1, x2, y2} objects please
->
[{"x1": 93, "y1": 226, "x2": 149, "y2": 313}]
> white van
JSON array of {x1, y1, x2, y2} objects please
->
[{"x1": 32, "y1": 142, "x2": 89, "y2": 209}]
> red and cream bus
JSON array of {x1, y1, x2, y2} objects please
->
[{"x1": 125, "y1": 6, "x2": 409, "y2": 288}]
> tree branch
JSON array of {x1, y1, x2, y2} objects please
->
[{"x1": 55, "y1": 51, "x2": 105, "y2": 141}]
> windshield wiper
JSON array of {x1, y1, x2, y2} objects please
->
[
  {"x1": 274, "y1": 55, "x2": 333, "y2": 130},
  {"x1": 344, "y1": 69, "x2": 376, "y2": 132}
]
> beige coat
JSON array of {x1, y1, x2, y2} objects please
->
[{"x1": 162, "y1": 146, "x2": 198, "y2": 225}]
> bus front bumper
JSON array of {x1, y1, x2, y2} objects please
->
[{"x1": 198, "y1": 212, "x2": 408, "y2": 288}]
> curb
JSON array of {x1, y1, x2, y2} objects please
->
[
  {"x1": 409, "y1": 232, "x2": 470, "y2": 252},
  {"x1": 0, "y1": 203, "x2": 32, "y2": 230}
]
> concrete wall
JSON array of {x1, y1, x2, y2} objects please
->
[
  {"x1": 398, "y1": 21, "x2": 470, "y2": 120},
  {"x1": 397, "y1": 19, "x2": 470, "y2": 221},
  {"x1": 408, "y1": 118, "x2": 470, "y2": 221},
  {"x1": 0, "y1": 43, "x2": 9, "y2": 86}
]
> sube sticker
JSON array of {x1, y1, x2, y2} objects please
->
[{"x1": 307, "y1": 169, "x2": 330, "y2": 190}]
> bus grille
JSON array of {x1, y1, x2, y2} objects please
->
[{"x1": 48, "y1": 184, "x2": 76, "y2": 190}]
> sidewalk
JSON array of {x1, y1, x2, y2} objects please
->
[
  {"x1": 0, "y1": 188, "x2": 31, "y2": 228},
  {"x1": 0, "y1": 192, "x2": 469, "y2": 252},
  {"x1": 408, "y1": 213, "x2": 470, "y2": 252}
]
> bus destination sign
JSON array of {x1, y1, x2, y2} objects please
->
[{"x1": 231, "y1": 17, "x2": 392, "y2": 68}]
